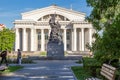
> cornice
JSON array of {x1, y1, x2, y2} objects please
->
[
  {"x1": 35, "y1": 21, "x2": 70, "y2": 26},
  {"x1": 14, "y1": 20, "x2": 71, "y2": 26},
  {"x1": 14, "y1": 20, "x2": 91, "y2": 26},
  {"x1": 52, "y1": 5, "x2": 85, "y2": 16},
  {"x1": 21, "y1": 5, "x2": 86, "y2": 17},
  {"x1": 72, "y1": 21, "x2": 91, "y2": 24},
  {"x1": 13, "y1": 20, "x2": 36, "y2": 25}
]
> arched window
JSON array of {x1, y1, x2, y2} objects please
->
[{"x1": 38, "y1": 14, "x2": 70, "y2": 21}]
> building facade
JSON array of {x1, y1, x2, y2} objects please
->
[
  {"x1": 0, "y1": 24, "x2": 6, "y2": 30},
  {"x1": 14, "y1": 5, "x2": 94, "y2": 52}
]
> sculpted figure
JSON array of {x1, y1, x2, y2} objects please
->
[{"x1": 49, "y1": 14, "x2": 62, "y2": 44}]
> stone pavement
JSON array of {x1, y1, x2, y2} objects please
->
[{"x1": 0, "y1": 60, "x2": 82, "y2": 80}]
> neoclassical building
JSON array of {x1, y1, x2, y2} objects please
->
[{"x1": 14, "y1": 5, "x2": 94, "y2": 52}]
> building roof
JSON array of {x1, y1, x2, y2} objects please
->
[
  {"x1": 21, "y1": 5, "x2": 86, "y2": 21},
  {"x1": 0, "y1": 24, "x2": 6, "y2": 30},
  {"x1": 0, "y1": 24, "x2": 6, "y2": 28},
  {"x1": 22, "y1": 5, "x2": 85, "y2": 16}
]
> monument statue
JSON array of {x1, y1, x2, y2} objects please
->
[
  {"x1": 47, "y1": 14, "x2": 64, "y2": 59},
  {"x1": 49, "y1": 14, "x2": 62, "y2": 44}
]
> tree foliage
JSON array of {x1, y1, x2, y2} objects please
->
[
  {"x1": 86, "y1": 0, "x2": 120, "y2": 65},
  {"x1": 0, "y1": 28, "x2": 15, "y2": 51}
]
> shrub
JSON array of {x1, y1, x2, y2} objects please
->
[
  {"x1": 71, "y1": 66, "x2": 92, "y2": 80},
  {"x1": 40, "y1": 51, "x2": 46, "y2": 56},
  {"x1": 83, "y1": 57, "x2": 102, "y2": 77},
  {"x1": 76, "y1": 59, "x2": 83, "y2": 64},
  {"x1": 7, "y1": 58, "x2": 33, "y2": 64},
  {"x1": 21, "y1": 58, "x2": 33, "y2": 63},
  {"x1": 116, "y1": 68, "x2": 120, "y2": 80}
]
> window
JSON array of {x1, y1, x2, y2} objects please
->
[
  {"x1": 45, "y1": 32, "x2": 48, "y2": 40},
  {"x1": 38, "y1": 44, "x2": 41, "y2": 50},
  {"x1": 67, "y1": 44, "x2": 70, "y2": 49},
  {"x1": 67, "y1": 31, "x2": 70, "y2": 40},
  {"x1": 38, "y1": 32, "x2": 41, "y2": 40}
]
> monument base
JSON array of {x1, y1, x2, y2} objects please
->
[{"x1": 47, "y1": 41, "x2": 64, "y2": 58}]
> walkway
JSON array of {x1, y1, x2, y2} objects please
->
[{"x1": 0, "y1": 60, "x2": 82, "y2": 80}]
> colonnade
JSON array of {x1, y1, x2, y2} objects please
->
[{"x1": 15, "y1": 28, "x2": 92, "y2": 51}]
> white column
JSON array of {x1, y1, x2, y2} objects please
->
[
  {"x1": 23, "y1": 28, "x2": 27, "y2": 51},
  {"x1": 15, "y1": 28, "x2": 20, "y2": 51},
  {"x1": 89, "y1": 28, "x2": 92, "y2": 46},
  {"x1": 64, "y1": 29, "x2": 67, "y2": 51},
  {"x1": 31, "y1": 28, "x2": 34, "y2": 51},
  {"x1": 73, "y1": 28, "x2": 77, "y2": 51},
  {"x1": 79, "y1": 31, "x2": 81, "y2": 51},
  {"x1": 81, "y1": 28, "x2": 84, "y2": 51},
  {"x1": 71, "y1": 30, "x2": 74, "y2": 51},
  {"x1": 34, "y1": 29, "x2": 37, "y2": 51},
  {"x1": 41, "y1": 29, "x2": 45, "y2": 51},
  {"x1": 48, "y1": 29, "x2": 51, "y2": 37}
]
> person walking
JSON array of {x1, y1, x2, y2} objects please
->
[
  {"x1": 17, "y1": 49, "x2": 22, "y2": 65},
  {"x1": 0, "y1": 49, "x2": 8, "y2": 66}
]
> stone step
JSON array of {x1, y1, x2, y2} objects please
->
[
  {"x1": 28, "y1": 75, "x2": 75, "y2": 80},
  {"x1": 28, "y1": 56, "x2": 82, "y2": 60}
]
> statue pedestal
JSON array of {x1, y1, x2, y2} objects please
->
[{"x1": 47, "y1": 41, "x2": 64, "y2": 58}]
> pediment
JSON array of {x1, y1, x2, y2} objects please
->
[
  {"x1": 38, "y1": 14, "x2": 70, "y2": 21},
  {"x1": 21, "y1": 5, "x2": 86, "y2": 21}
]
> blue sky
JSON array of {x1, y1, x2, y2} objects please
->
[{"x1": 0, "y1": 0, "x2": 92, "y2": 29}]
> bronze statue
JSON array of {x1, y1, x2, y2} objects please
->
[
  {"x1": 49, "y1": 14, "x2": 62, "y2": 44},
  {"x1": 47, "y1": 14, "x2": 64, "y2": 58}
]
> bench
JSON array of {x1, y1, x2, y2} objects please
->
[
  {"x1": 100, "y1": 64, "x2": 116, "y2": 80},
  {"x1": 0, "y1": 65, "x2": 8, "y2": 71},
  {"x1": 86, "y1": 63, "x2": 116, "y2": 80}
]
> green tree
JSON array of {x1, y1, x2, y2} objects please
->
[
  {"x1": 86, "y1": 0, "x2": 120, "y2": 66},
  {"x1": 0, "y1": 28, "x2": 15, "y2": 51}
]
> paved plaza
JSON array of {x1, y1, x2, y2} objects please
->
[{"x1": 0, "y1": 60, "x2": 82, "y2": 80}]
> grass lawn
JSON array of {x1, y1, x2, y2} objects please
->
[
  {"x1": 40, "y1": 51, "x2": 47, "y2": 56},
  {"x1": 71, "y1": 66, "x2": 92, "y2": 80},
  {"x1": 0, "y1": 65, "x2": 23, "y2": 74}
]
